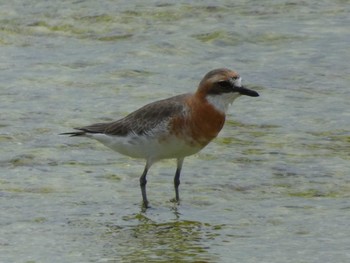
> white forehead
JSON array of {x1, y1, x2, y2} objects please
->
[{"x1": 233, "y1": 77, "x2": 242, "y2": 87}]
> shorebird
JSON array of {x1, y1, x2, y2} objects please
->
[{"x1": 61, "y1": 68, "x2": 259, "y2": 207}]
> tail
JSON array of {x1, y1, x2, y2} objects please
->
[
  {"x1": 60, "y1": 123, "x2": 110, "y2": 137},
  {"x1": 59, "y1": 130, "x2": 86, "y2": 137}
]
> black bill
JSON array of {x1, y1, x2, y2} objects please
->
[{"x1": 236, "y1": 86, "x2": 259, "y2": 97}]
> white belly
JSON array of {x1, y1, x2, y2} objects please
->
[{"x1": 88, "y1": 133, "x2": 204, "y2": 161}]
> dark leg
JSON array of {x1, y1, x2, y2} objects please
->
[
  {"x1": 174, "y1": 158, "x2": 184, "y2": 203},
  {"x1": 140, "y1": 164, "x2": 149, "y2": 208}
]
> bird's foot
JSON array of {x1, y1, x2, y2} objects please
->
[
  {"x1": 170, "y1": 198, "x2": 180, "y2": 205},
  {"x1": 142, "y1": 200, "x2": 150, "y2": 210}
]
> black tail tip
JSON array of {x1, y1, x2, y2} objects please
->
[{"x1": 59, "y1": 132, "x2": 85, "y2": 137}]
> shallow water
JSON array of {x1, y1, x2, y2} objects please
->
[{"x1": 1, "y1": 0, "x2": 349, "y2": 262}]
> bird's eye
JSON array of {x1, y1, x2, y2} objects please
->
[{"x1": 217, "y1": 80, "x2": 232, "y2": 90}]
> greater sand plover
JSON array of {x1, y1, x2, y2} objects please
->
[{"x1": 61, "y1": 68, "x2": 259, "y2": 207}]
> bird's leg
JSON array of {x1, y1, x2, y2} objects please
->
[
  {"x1": 173, "y1": 158, "x2": 184, "y2": 203},
  {"x1": 140, "y1": 164, "x2": 149, "y2": 208}
]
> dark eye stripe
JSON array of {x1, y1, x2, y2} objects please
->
[
  {"x1": 207, "y1": 80, "x2": 234, "y2": 95},
  {"x1": 218, "y1": 80, "x2": 232, "y2": 89}
]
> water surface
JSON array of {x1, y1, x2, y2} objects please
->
[{"x1": 1, "y1": 0, "x2": 349, "y2": 262}]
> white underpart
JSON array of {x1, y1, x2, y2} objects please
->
[
  {"x1": 86, "y1": 122, "x2": 203, "y2": 164},
  {"x1": 206, "y1": 92, "x2": 241, "y2": 113}
]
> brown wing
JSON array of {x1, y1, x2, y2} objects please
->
[{"x1": 74, "y1": 94, "x2": 189, "y2": 136}]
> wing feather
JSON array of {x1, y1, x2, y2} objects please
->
[{"x1": 75, "y1": 94, "x2": 189, "y2": 136}]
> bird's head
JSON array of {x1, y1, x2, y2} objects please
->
[{"x1": 196, "y1": 68, "x2": 259, "y2": 113}]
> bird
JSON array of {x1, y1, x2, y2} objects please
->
[{"x1": 61, "y1": 68, "x2": 259, "y2": 208}]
